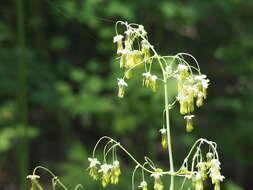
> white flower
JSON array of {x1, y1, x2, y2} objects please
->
[
  {"x1": 88, "y1": 157, "x2": 101, "y2": 168},
  {"x1": 177, "y1": 64, "x2": 188, "y2": 72},
  {"x1": 184, "y1": 115, "x2": 194, "y2": 120},
  {"x1": 177, "y1": 94, "x2": 187, "y2": 101},
  {"x1": 210, "y1": 159, "x2": 221, "y2": 169},
  {"x1": 113, "y1": 34, "x2": 124, "y2": 43},
  {"x1": 118, "y1": 78, "x2": 128, "y2": 87},
  {"x1": 151, "y1": 172, "x2": 162, "y2": 179},
  {"x1": 113, "y1": 160, "x2": 120, "y2": 166},
  {"x1": 151, "y1": 75, "x2": 157, "y2": 82},
  {"x1": 210, "y1": 173, "x2": 225, "y2": 181},
  {"x1": 125, "y1": 29, "x2": 134, "y2": 35},
  {"x1": 165, "y1": 65, "x2": 172, "y2": 75},
  {"x1": 140, "y1": 181, "x2": 147, "y2": 186},
  {"x1": 118, "y1": 49, "x2": 131, "y2": 55},
  {"x1": 159, "y1": 128, "x2": 166, "y2": 134},
  {"x1": 186, "y1": 85, "x2": 198, "y2": 94},
  {"x1": 194, "y1": 172, "x2": 202, "y2": 181},
  {"x1": 202, "y1": 79, "x2": 210, "y2": 88},
  {"x1": 142, "y1": 72, "x2": 151, "y2": 78},
  {"x1": 27, "y1": 175, "x2": 40, "y2": 180},
  {"x1": 195, "y1": 74, "x2": 207, "y2": 80},
  {"x1": 98, "y1": 164, "x2": 112, "y2": 173},
  {"x1": 138, "y1": 25, "x2": 144, "y2": 31}
]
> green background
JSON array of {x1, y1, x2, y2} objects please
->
[{"x1": 0, "y1": 0, "x2": 252, "y2": 190}]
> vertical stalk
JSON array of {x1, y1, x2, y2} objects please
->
[
  {"x1": 164, "y1": 77, "x2": 174, "y2": 190},
  {"x1": 16, "y1": 0, "x2": 28, "y2": 188}
]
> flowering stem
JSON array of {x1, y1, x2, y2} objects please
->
[{"x1": 164, "y1": 76, "x2": 175, "y2": 190}]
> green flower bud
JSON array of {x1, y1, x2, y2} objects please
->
[
  {"x1": 159, "y1": 128, "x2": 167, "y2": 149},
  {"x1": 118, "y1": 78, "x2": 128, "y2": 98},
  {"x1": 184, "y1": 115, "x2": 194, "y2": 132},
  {"x1": 196, "y1": 94, "x2": 204, "y2": 107},
  {"x1": 111, "y1": 161, "x2": 121, "y2": 184}
]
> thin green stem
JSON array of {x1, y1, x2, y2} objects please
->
[{"x1": 164, "y1": 76, "x2": 175, "y2": 190}]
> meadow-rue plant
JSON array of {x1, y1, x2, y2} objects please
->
[
  {"x1": 89, "y1": 21, "x2": 224, "y2": 190},
  {"x1": 27, "y1": 21, "x2": 224, "y2": 190}
]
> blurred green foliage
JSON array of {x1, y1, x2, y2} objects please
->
[{"x1": 1, "y1": 0, "x2": 253, "y2": 190}]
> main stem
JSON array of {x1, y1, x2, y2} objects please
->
[{"x1": 164, "y1": 77, "x2": 174, "y2": 190}]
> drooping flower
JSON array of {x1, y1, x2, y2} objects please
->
[
  {"x1": 159, "y1": 128, "x2": 167, "y2": 149},
  {"x1": 150, "y1": 75, "x2": 158, "y2": 92},
  {"x1": 125, "y1": 50, "x2": 143, "y2": 69},
  {"x1": 196, "y1": 162, "x2": 207, "y2": 180},
  {"x1": 142, "y1": 72, "x2": 158, "y2": 92},
  {"x1": 88, "y1": 157, "x2": 101, "y2": 180},
  {"x1": 137, "y1": 25, "x2": 147, "y2": 36},
  {"x1": 113, "y1": 35, "x2": 124, "y2": 55},
  {"x1": 177, "y1": 64, "x2": 189, "y2": 80},
  {"x1": 209, "y1": 159, "x2": 225, "y2": 190},
  {"x1": 124, "y1": 29, "x2": 134, "y2": 50},
  {"x1": 184, "y1": 115, "x2": 195, "y2": 132},
  {"x1": 99, "y1": 164, "x2": 113, "y2": 187},
  {"x1": 194, "y1": 74, "x2": 210, "y2": 107},
  {"x1": 165, "y1": 65, "x2": 173, "y2": 77},
  {"x1": 141, "y1": 40, "x2": 151, "y2": 62},
  {"x1": 27, "y1": 174, "x2": 43, "y2": 190},
  {"x1": 118, "y1": 49, "x2": 131, "y2": 68},
  {"x1": 138, "y1": 180, "x2": 148, "y2": 190},
  {"x1": 151, "y1": 169, "x2": 163, "y2": 190},
  {"x1": 117, "y1": 78, "x2": 128, "y2": 98},
  {"x1": 206, "y1": 152, "x2": 214, "y2": 168},
  {"x1": 192, "y1": 172, "x2": 203, "y2": 190},
  {"x1": 111, "y1": 161, "x2": 121, "y2": 184},
  {"x1": 143, "y1": 72, "x2": 152, "y2": 87}
]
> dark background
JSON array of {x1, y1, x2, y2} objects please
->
[{"x1": 0, "y1": 0, "x2": 253, "y2": 190}]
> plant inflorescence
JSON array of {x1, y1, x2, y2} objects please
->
[
  {"x1": 88, "y1": 21, "x2": 224, "y2": 190},
  {"x1": 27, "y1": 21, "x2": 224, "y2": 190}
]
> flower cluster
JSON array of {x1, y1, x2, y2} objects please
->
[
  {"x1": 176, "y1": 65, "x2": 210, "y2": 115},
  {"x1": 88, "y1": 158, "x2": 121, "y2": 187},
  {"x1": 179, "y1": 152, "x2": 224, "y2": 190},
  {"x1": 175, "y1": 64, "x2": 210, "y2": 132},
  {"x1": 113, "y1": 23, "x2": 160, "y2": 98}
]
